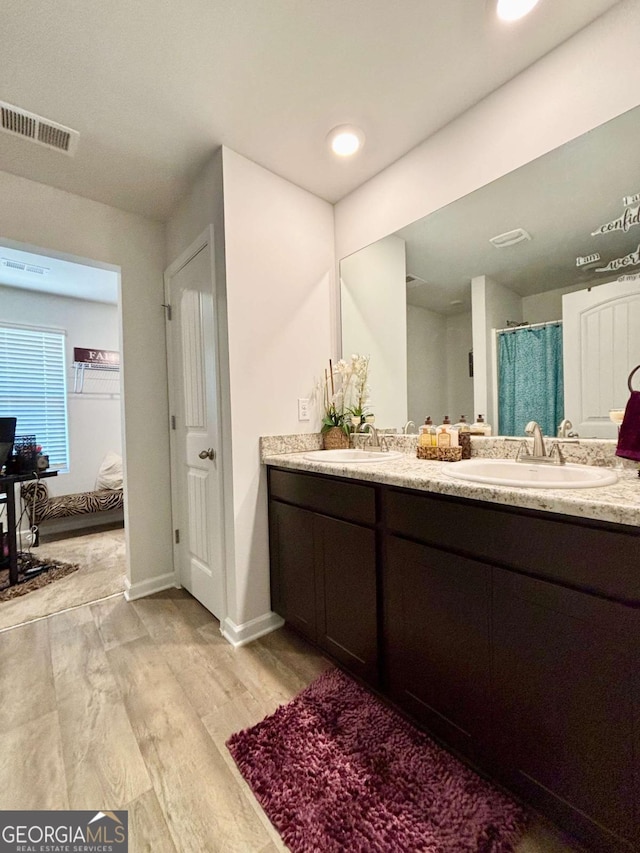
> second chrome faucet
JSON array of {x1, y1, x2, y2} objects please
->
[{"x1": 515, "y1": 420, "x2": 578, "y2": 465}]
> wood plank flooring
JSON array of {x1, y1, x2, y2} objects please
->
[
  {"x1": 0, "y1": 526, "x2": 126, "y2": 631},
  {"x1": 0, "y1": 587, "x2": 581, "y2": 852}
]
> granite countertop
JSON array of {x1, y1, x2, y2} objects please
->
[{"x1": 262, "y1": 444, "x2": 640, "y2": 528}]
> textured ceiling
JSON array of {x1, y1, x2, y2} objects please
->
[{"x1": 0, "y1": 0, "x2": 622, "y2": 221}]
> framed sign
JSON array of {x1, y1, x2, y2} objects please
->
[{"x1": 73, "y1": 347, "x2": 120, "y2": 366}]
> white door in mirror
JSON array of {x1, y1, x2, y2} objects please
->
[{"x1": 445, "y1": 459, "x2": 617, "y2": 489}]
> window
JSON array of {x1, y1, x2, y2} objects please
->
[{"x1": 0, "y1": 324, "x2": 69, "y2": 470}]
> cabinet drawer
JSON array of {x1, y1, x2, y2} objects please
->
[
  {"x1": 384, "y1": 488, "x2": 640, "y2": 602},
  {"x1": 268, "y1": 467, "x2": 376, "y2": 525}
]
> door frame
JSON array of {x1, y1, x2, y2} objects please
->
[{"x1": 164, "y1": 225, "x2": 228, "y2": 623}]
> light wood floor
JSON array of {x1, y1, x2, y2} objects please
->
[
  {"x1": 0, "y1": 588, "x2": 582, "y2": 852},
  {"x1": 0, "y1": 526, "x2": 125, "y2": 631}
]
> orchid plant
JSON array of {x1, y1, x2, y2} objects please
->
[
  {"x1": 320, "y1": 354, "x2": 372, "y2": 435},
  {"x1": 343, "y1": 353, "x2": 371, "y2": 425}
]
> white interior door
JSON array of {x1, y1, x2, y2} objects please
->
[
  {"x1": 166, "y1": 234, "x2": 225, "y2": 619},
  {"x1": 563, "y1": 278, "x2": 640, "y2": 438}
]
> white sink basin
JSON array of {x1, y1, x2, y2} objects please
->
[
  {"x1": 444, "y1": 459, "x2": 618, "y2": 489},
  {"x1": 303, "y1": 449, "x2": 404, "y2": 463}
]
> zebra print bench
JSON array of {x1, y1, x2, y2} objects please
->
[{"x1": 21, "y1": 480, "x2": 124, "y2": 542}]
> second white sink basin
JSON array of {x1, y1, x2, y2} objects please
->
[
  {"x1": 444, "y1": 458, "x2": 618, "y2": 489},
  {"x1": 303, "y1": 449, "x2": 404, "y2": 463}
]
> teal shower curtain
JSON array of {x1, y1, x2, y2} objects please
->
[{"x1": 498, "y1": 323, "x2": 564, "y2": 438}]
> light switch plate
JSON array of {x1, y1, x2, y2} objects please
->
[{"x1": 298, "y1": 398, "x2": 310, "y2": 421}]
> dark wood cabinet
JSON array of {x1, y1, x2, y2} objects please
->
[
  {"x1": 384, "y1": 536, "x2": 491, "y2": 761},
  {"x1": 267, "y1": 465, "x2": 640, "y2": 851},
  {"x1": 269, "y1": 500, "x2": 317, "y2": 642},
  {"x1": 268, "y1": 468, "x2": 378, "y2": 684},
  {"x1": 315, "y1": 514, "x2": 377, "y2": 684},
  {"x1": 492, "y1": 568, "x2": 639, "y2": 850}
]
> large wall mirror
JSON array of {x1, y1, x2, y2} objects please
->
[{"x1": 340, "y1": 105, "x2": 640, "y2": 438}]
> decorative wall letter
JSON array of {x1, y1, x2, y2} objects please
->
[
  {"x1": 595, "y1": 244, "x2": 640, "y2": 273},
  {"x1": 591, "y1": 205, "x2": 640, "y2": 237}
]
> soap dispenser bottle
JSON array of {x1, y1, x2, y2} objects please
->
[
  {"x1": 437, "y1": 416, "x2": 458, "y2": 447},
  {"x1": 454, "y1": 415, "x2": 471, "y2": 458},
  {"x1": 418, "y1": 416, "x2": 431, "y2": 447},
  {"x1": 471, "y1": 414, "x2": 492, "y2": 436},
  {"x1": 419, "y1": 417, "x2": 434, "y2": 447}
]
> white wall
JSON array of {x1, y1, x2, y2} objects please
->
[
  {"x1": 446, "y1": 312, "x2": 473, "y2": 422},
  {"x1": 222, "y1": 148, "x2": 334, "y2": 629},
  {"x1": 334, "y1": 0, "x2": 640, "y2": 264},
  {"x1": 0, "y1": 170, "x2": 169, "y2": 588},
  {"x1": 406, "y1": 305, "x2": 446, "y2": 427},
  {"x1": 472, "y1": 275, "x2": 522, "y2": 426},
  {"x1": 167, "y1": 147, "x2": 335, "y2": 634},
  {"x1": 522, "y1": 282, "x2": 588, "y2": 324},
  {"x1": 406, "y1": 307, "x2": 473, "y2": 429},
  {"x1": 341, "y1": 236, "x2": 406, "y2": 427},
  {"x1": 0, "y1": 285, "x2": 121, "y2": 496}
]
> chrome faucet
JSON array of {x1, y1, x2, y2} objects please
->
[
  {"x1": 403, "y1": 420, "x2": 416, "y2": 435},
  {"x1": 359, "y1": 422, "x2": 389, "y2": 451},
  {"x1": 514, "y1": 420, "x2": 578, "y2": 465},
  {"x1": 525, "y1": 421, "x2": 546, "y2": 458},
  {"x1": 557, "y1": 418, "x2": 579, "y2": 439}
]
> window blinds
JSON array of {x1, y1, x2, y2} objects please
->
[{"x1": 0, "y1": 324, "x2": 69, "y2": 470}]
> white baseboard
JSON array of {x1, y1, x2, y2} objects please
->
[
  {"x1": 124, "y1": 571, "x2": 178, "y2": 601},
  {"x1": 221, "y1": 611, "x2": 284, "y2": 648}
]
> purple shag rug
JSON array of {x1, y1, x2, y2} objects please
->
[{"x1": 227, "y1": 668, "x2": 528, "y2": 852}]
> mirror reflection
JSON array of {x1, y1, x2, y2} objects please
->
[{"x1": 340, "y1": 106, "x2": 640, "y2": 438}]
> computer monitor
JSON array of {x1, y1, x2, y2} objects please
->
[{"x1": 0, "y1": 417, "x2": 17, "y2": 471}]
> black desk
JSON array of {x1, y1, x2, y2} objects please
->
[{"x1": 0, "y1": 471, "x2": 57, "y2": 586}]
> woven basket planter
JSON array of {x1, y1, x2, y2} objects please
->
[
  {"x1": 416, "y1": 445, "x2": 462, "y2": 462},
  {"x1": 323, "y1": 427, "x2": 350, "y2": 450}
]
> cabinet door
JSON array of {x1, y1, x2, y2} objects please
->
[
  {"x1": 315, "y1": 515, "x2": 377, "y2": 685},
  {"x1": 493, "y1": 568, "x2": 639, "y2": 850},
  {"x1": 384, "y1": 536, "x2": 492, "y2": 760},
  {"x1": 269, "y1": 501, "x2": 317, "y2": 643}
]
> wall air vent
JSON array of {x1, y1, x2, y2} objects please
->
[
  {"x1": 2, "y1": 258, "x2": 50, "y2": 275},
  {"x1": 489, "y1": 228, "x2": 531, "y2": 248},
  {"x1": 406, "y1": 274, "x2": 427, "y2": 288},
  {"x1": 0, "y1": 101, "x2": 79, "y2": 156}
]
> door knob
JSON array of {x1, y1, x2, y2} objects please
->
[{"x1": 199, "y1": 448, "x2": 216, "y2": 461}]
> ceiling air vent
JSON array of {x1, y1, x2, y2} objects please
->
[
  {"x1": 1, "y1": 258, "x2": 50, "y2": 275},
  {"x1": 0, "y1": 101, "x2": 79, "y2": 156},
  {"x1": 489, "y1": 228, "x2": 531, "y2": 248}
]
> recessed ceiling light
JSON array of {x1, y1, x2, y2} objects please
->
[
  {"x1": 327, "y1": 125, "x2": 365, "y2": 157},
  {"x1": 496, "y1": 0, "x2": 540, "y2": 22}
]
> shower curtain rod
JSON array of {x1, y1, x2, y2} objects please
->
[{"x1": 495, "y1": 319, "x2": 563, "y2": 335}]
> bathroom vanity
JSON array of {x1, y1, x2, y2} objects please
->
[{"x1": 266, "y1": 450, "x2": 640, "y2": 852}]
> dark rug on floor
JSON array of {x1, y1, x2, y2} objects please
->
[
  {"x1": 227, "y1": 668, "x2": 528, "y2": 853},
  {"x1": 0, "y1": 552, "x2": 80, "y2": 601}
]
